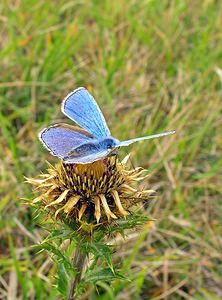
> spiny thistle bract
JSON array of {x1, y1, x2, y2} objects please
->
[{"x1": 27, "y1": 155, "x2": 153, "y2": 232}]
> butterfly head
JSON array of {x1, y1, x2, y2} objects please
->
[{"x1": 101, "y1": 137, "x2": 119, "y2": 150}]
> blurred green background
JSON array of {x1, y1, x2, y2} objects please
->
[{"x1": 1, "y1": 0, "x2": 222, "y2": 299}]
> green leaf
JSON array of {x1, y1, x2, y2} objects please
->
[
  {"x1": 34, "y1": 242, "x2": 74, "y2": 272},
  {"x1": 55, "y1": 260, "x2": 69, "y2": 296},
  {"x1": 84, "y1": 267, "x2": 125, "y2": 284},
  {"x1": 89, "y1": 242, "x2": 114, "y2": 272},
  {"x1": 41, "y1": 228, "x2": 77, "y2": 243},
  {"x1": 96, "y1": 282, "x2": 115, "y2": 300},
  {"x1": 101, "y1": 213, "x2": 151, "y2": 237}
]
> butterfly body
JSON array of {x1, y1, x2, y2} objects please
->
[
  {"x1": 39, "y1": 87, "x2": 175, "y2": 164},
  {"x1": 64, "y1": 137, "x2": 119, "y2": 162}
]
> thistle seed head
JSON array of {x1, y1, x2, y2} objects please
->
[{"x1": 27, "y1": 155, "x2": 154, "y2": 231}]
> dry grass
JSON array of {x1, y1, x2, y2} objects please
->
[{"x1": 0, "y1": 0, "x2": 222, "y2": 299}]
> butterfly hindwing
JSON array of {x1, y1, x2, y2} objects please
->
[
  {"x1": 61, "y1": 87, "x2": 111, "y2": 138},
  {"x1": 39, "y1": 124, "x2": 94, "y2": 159},
  {"x1": 64, "y1": 149, "x2": 111, "y2": 164}
]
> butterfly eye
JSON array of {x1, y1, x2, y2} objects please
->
[{"x1": 105, "y1": 138, "x2": 116, "y2": 149}]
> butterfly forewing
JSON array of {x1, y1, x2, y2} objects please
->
[{"x1": 62, "y1": 87, "x2": 111, "y2": 139}]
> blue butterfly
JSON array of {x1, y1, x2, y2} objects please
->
[{"x1": 39, "y1": 87, "x2": 175, "y2": 164}]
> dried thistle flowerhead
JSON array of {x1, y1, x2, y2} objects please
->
[{"x1": 27, "y1": 155, "x2": 153, "y2": 231}]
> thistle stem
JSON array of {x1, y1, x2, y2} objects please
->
[{"x1": 68, "y1": 246, "x2": 86, "y2": 300}]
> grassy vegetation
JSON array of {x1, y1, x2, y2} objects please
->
[{"x1": 1, "y1": 0, "x2": 222, "y2": 299}]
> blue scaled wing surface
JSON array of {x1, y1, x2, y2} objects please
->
[
  {"x1": 39, "y1": 124, "x2": 95, "y2": 159},
  {"x1": 61, "y1": 87, "x2": 111, "y2": 138}
]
